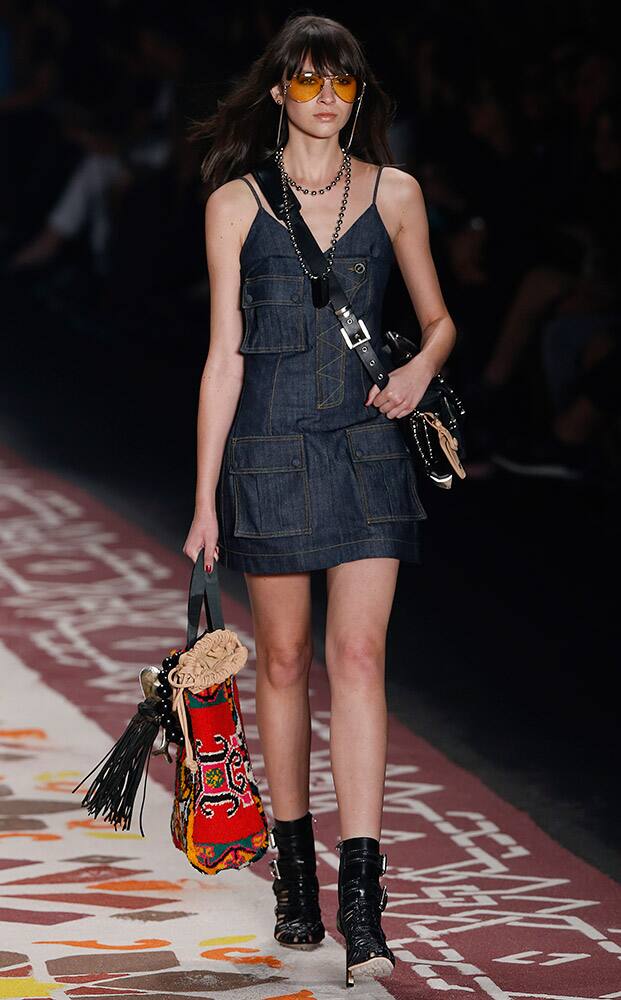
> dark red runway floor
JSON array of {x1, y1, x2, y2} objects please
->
[{"x1": 1, "y1": 441, "x2": 620, "y2": 998}]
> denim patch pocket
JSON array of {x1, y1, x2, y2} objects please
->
[
  {"x1": 230, "y1": 434, "x2": 311, "y2": 537},
  {"x1": 241, "y1": 274, "x2": 307, "y2": 353},
  {"x1": 329, "y1": 257, "x2": 370, "y2": 311},
  {"x1": 346, "y1": 421, "x2": 427, "y2": 523}
]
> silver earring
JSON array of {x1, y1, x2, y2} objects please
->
[
  {"x1": 344, "y1": 81, "x2": 366, "y2": 152},
  {"x1": 276, "y1": 82, "x2": 287, "y2": 149}
]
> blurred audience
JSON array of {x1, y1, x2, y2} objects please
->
[{"x1": 0, "y1": 1, "x2": 619, "y2": 488}]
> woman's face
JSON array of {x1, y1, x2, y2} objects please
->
[{"x1": 270, "y1": 53, "x2": 356, "y2": 143}]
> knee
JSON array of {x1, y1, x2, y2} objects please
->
[
  {"x1": 257, "y1": 639, "x2": 313, "y2": 688},
  {"x1": 325, "y1": 634, "x2": 385, "y2": 689}
]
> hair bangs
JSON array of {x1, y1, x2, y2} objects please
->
[{"x1": 284, "y1": 26, "x2": 363, "y2": 81}]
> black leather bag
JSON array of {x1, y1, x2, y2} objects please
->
[
  {"x1": 251, "y1": 157, "x2": 467, "y2": 489},
  {"x1": 381, "y1": 330, "x2": 466, "y2": 489}
]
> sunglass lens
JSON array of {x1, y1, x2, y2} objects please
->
[
  {"x1": 288, "y1": 73, "x2": 322, "y2": 101},
  {"x1": 332, "y1": 75, "x2": 358, "y2": 102}
]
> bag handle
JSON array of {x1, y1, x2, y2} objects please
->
[
  {"x1": 186, "y1": 549, "x2": 225, "y2": 648},
  {"x1": 251, "y1": 159, "x2": 392, "y2": 392}
]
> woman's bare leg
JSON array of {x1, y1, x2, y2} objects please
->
[
  {"x1": 324, "y1": 557, "x2": 400, "y2": 841},
  {"x1": 244, "y1": 570, "x2": 313, "y2": 821}
]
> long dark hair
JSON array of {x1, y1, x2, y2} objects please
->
[{"x1": 189, "y1": 13, "x2": 398, "y2": 195}]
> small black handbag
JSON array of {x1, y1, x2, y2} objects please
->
[
  {"x1": 381, "y1": 329, "x2": 467, "y2": 489},
  {"x1": 251, "y1": 157, "x2": 467, "y2": 489}
]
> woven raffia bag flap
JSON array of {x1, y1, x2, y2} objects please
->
[{"x1": 73, "y1": 552, "x2": 269, "y2": 875}]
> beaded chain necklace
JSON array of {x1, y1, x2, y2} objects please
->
[
  {"x1": 284, "y1": 153, "x2": 347, "y2": 195},
  {"x1": 274, "y1": 145, "x2": 351, "y2": 299}
]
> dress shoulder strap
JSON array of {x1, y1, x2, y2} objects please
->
[
  {"x1": 372, "y1": 164, "x2": 385, "y2": 204},
  {"x1": 238, "y1": 175, "x2": 262, "y2": 210}
]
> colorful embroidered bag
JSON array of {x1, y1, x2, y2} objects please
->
[{"x1": 74, "y1": 551, "x2": 269, "y2": 875}]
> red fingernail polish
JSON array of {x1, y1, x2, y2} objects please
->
[{"x1": 206, "y1": 564, "x2": 212, "y2": 572}]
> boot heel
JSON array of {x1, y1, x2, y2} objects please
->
[{"x1": 346, "y1": 955, "x2": 395, "y2": 988}]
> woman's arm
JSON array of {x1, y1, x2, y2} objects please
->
[
  {"x1": 184, "y1": 180, "x2": 250, "y2": 565},
  {"x1": 365, "y1": 168, "x2": 457, "y2": 420}
]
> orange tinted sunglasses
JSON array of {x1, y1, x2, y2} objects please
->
[{"x1": 285, "y1": 71, "x2": 362, "y2": 104}]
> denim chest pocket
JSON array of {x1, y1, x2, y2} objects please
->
[
  {"x1": 315, "y1": 258, "x2": 370, "y2": 350},
  {"x1": 229, "y1": 434, "x2": 311, "y2": 537},
  {"x1": 241, "y1": 274, "x2": 307, "y2": 353},
  {"x1": 346, "y1": 422, "x2": 427, "y2": 523},
  {"x1": 326, "y1": 257, "x2": 370, "y2": 312}
]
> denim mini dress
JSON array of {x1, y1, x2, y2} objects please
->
[{"x1": 216, "y1": 163, "x2": 428, "y2": 574}]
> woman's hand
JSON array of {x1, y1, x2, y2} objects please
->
[
  {"x1": 182, "y1": 508, "x2": 220, "y2": 571},
  {"x1": 364, "y1": 355, "x2": 435, "y2": 419}
]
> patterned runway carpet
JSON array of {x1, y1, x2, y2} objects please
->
[{"x1": 0, "y1": 440, "x2": 620, "y2": 1000}]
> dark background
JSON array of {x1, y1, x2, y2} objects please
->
[{"x1": 1, "y1": 1, "x2": 619, "y2": 881}]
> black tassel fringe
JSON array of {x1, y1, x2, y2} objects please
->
[{"x1": 72, "y1": 696, "x2": 163, "y2": 837}]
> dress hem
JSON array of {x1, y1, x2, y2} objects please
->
[{"x1": 218, "y1": 536, "x2": 423, "y2": 574}]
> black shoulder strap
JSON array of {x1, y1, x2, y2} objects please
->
[
  {"x1": 372, "y1": 164, "x2": 384, "y2": 204},
  {"x1": 238, "y1": 176, "x2": 262, "y2": 210},
  {"x1": 252, "y1": 159, "x2": 302, "y2": 221},
  {"x1": 251, "y1": 157, "x2": 391, "y2": 392}
]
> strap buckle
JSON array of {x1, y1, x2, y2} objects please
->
[
  {"x1": 380, "y1": 884, "x2": 388, "y2": 910},
  {"x1": 381, "y1": 852, "x2": 388, "y2": 874},
  {"x1": 269, "y1": 858, "x2": 280, "y2": 879},
  {"x1": 338, "y1": 311, "x2": 371, "y2": 350},
  {"x1": 268, "y1": 828, "x2": 277, "y2": 850}
]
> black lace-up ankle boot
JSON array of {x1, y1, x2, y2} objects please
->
[
  {"x1": 335, "y1": 836, "x2": 396, "y2": 987},
  {"x1": 268, "y1": 810, "x2": 325, "y2": 949}
]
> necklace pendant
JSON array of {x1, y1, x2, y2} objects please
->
[{"x1": 311, "y1": 273, "x2": 330, "y2": 308}]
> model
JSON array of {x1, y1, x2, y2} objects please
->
[{"x1": 183, "y1": 12, "x2": 456, "y2": 989}]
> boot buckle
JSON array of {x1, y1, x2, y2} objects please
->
[
  {"x1": 268, "y1": 828, "x2": 277, "y2": 850},
  {"x1": 380, "y1": 884, "x2": 388, "y2": 911},
  {"x1": 269, "y1": 858, "x2": 281, "y2": 880},
  {"x1": 381, "y1": 852, "x2": 388, "y2": 874}
]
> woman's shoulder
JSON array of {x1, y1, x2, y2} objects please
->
[
  {"x1": 204, "y1": 175, "x2": 261, "y2": 240},
  {"x1": 206, "y1": 174, "x2": 255, "y2": 209},
  {"x1": 353, "y1": 158, "x2": 422, "y2": 199},
  {"x1": 376, "y1": 164, "x2": 421, "y2": 194},
  {"x1": 374, "y1": 165, "x2": 424, "y2": 225}
]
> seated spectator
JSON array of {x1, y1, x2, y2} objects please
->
[
  {"x1": 463, "y1": 97, "x2": 621, "y2": 480},
  {"x1": 491, "y1": 323, "x2": 620, "y2": 481},
  {"x1": 5, "y1": 10, "x2": 185, "y2": 277}
]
